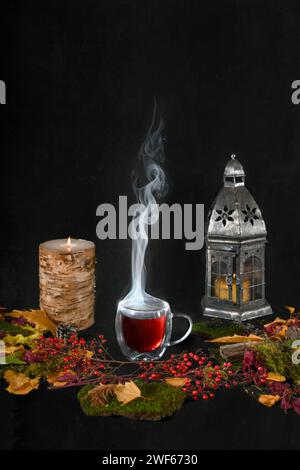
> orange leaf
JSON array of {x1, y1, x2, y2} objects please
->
[
  {"x1": 165, "y1": 377, "x2": 186, "y2": 387},
  {"x1": 258, "y1": 394, "x2": 281, "y2": 408},
  {"x1": 264, "y1": 317, "x2": 286, "y2": 328},
  {"x1": 207, "y1": 334, "x2": 263, "y2": 344},
  {"x1": 266, "y1": 372, "x2": 286, "y2": 382},
  {"x1": 284, "y1": 305, "x2": 296, "y2": 315}
]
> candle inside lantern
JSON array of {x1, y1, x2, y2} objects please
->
[
  {"x1": 39, "y1": 238, "x2": 96, "y2": 330},
  {"x1": 214, "y1": 275, "x2": 250, "y2": 304}
]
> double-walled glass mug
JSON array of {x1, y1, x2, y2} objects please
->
[{"x1": 115, "y1": 297, "x2": 193, "y2": 361}]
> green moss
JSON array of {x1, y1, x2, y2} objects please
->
[
  {"x1": 78, "y1": 380, "x2": 186, "y2": 421},
  {"x1": 192, "y1": 320, "x2": 244, "y2": 339},
  {"x1": 255, "y1": 340, "x2": 300, "y2": 383}
]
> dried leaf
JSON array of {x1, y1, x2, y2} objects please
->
[
  {"x1": 264, "y1": 317, "x2": 288, "y2": 338},
  {"x1": 284, "y1": 305, "x2": 296, "y2": 315},
  {"x1": 3, "y1": 332, "x2": 40, "y2": 346},
  {"x1": 4, "y1": 345, "x2": 23, "y2": 355},
  {"x1": 266, "y1": 372, "x2": 286, "y2": 382},
  {"x1": 258, "y1": 394, "x2": 281, "y2": 408},
  {"x1": 4, "y1": 370, "x2": 39, "y2": 395},
  {"x1": 47, "y1": 370, "x2": 76, "y2": 387},
  {"x1": 165, "y1": 377, "x2": 186, "y2": 387},
  {"x1": 114, "y1": 381, "x2": 141, "y2": 405},
  {"x1": 87, "y1": 384, "x2": 115, "y2": 407},
  {"x1": 276, "y1": 326, "x2": 288, "y2": 339},
  {"x1": 264, "y1": 317, "x2": 286, "y2": 329},
  {"x1": 85, "y1": 350, "x2": 94, "y2": 359},
  {"x1": 10, "y1": 309, "x2": 57, "y2": 336},
  {"x1": 207, "y1": 334, "x2": 263, "y2": 344}
]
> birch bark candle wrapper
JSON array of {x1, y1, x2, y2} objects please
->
[{"x1": 39, "y1": 238, "x2": 96, "y2": 330}]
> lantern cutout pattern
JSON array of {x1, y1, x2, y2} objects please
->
[{"x1": 202, "y1": 155, "x2": 272, "y2": 321}]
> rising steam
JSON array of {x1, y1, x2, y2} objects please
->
[{"x1": 122, "y1": 108, "x2": 168, "y2": 311}]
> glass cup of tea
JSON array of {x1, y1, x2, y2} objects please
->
[{"x1": 115, "y1": 297, "x2": 193, "y2": 361}]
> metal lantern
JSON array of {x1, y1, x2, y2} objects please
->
[{"x1": 202, "y1": 155, "x2": 272, "y2": 321}]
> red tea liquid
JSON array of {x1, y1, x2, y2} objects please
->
[{"x1": 121, "y1": 314, "x2": 167, "y2": 352}]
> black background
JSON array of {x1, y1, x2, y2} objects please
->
[{"x1": 1, "y1": 0, "x2": 300, "y2": 450}]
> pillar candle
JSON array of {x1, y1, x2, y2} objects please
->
[{"x1": 39, "y1": 238, "x2": 96, "y2": 330}]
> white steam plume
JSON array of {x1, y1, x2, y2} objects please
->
[{"x1": 122, "y1": 108, "x2": 168, "y2": 310}]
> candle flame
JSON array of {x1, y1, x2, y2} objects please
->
[{"x1": 67, "y1": 237, "x2": 72, "y2": 251}]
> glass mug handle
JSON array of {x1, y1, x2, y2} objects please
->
[{"x1": 166, "y1": 313, "x2": 193, "y2": 347}]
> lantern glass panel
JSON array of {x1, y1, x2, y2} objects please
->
[
  {"x1": 241, "y1": 254, "x2": 263, "y2": 302},
  {"x1": 209, "y1": 251, "x2": 239, "y2": 303}
]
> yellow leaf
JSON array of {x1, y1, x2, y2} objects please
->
[
  {"x1": 114, "y1": 381, "x2": 141, "y2": 405},
  {"x1": 266, "y1": 372, "x2": 286, "y2": 382},
  {"x1": 207, "y1": 334, "x2": 263, "y2": 344},
  {"x1": 165, "y1": 377, "x2": 186, "y2": 387},
  {"x1": 4, "y1": 332, "x2": 40, "y2": 346},
  {"x1": 85, "y1": 350, "x2": 94, "y2": 359},
  {"x1": 284, "y1": 305, "x2": 296, "y2": 315},
  {"x1": 258, "y1": 394, "x2": 281, "y2": 408},
  {"x1": 10, "y1": 309, "x2": 57, "y2": 336},
  {"x1": 47, "y1": 370, "x2": 76, "y2": 387},
  {"x1": 4, "y1": 345, "x2": 23, "y2": 355},
  {"x1": 4, "y1": 370, "x2": 40, "y2": 395}
]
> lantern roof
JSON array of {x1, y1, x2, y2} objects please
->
[
  {"x1": 224, "y1": 154, "x2": 245, "y2": 176},
  {"x1": 207, "y1": 155, "x2": 267, "y2": 242}
]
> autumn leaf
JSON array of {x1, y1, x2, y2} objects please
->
[
  {"x1": 10, "y1": 310, "x2": 56, "y2": 336},
  {"x1": 258, "y1": 394, "x2": 281, "y2": 408},
  {"x1": 207, "y1": 334, "x2": 263, "y2": 344},
  {"x1": 87, "y1": 384, "x2": 115, "y2": 407},
  {"x1": 264, "y1": 317, "x2": 286, "y2": 328},
  {"x1": 284, "y1": 305, "x2": 296, "y2": 315},
  {"x1": 266, "y1": 372, "x2": 286, "y2": 382},
  {"x1": 3, "y1": 332, "x2": 40, "y2": 346},
  {"x1": 4, "y1": 345, "x2": 23, "y2": 355},
  {"x1": 47, "y1": 370, "x2": 76, "y2": 387},
  {"x1": 4, "y1": 370, "x2": 40, "y2": 395},
  {"x1": 114, "y1": 381, "x2": 141, "y2": 405},
  {"x1": 264, "y1": 317, "x2": 288, "y2": 339},
  {"x1": 165, "y1": 377, "x2": 186, "y2": 387}
]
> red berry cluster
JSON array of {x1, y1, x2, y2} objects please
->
[
  {"x1": 138, "y1": 351, "x2": 238, "y2": 400},
  {"x1": 32, "y1": 334, "x2": 110, "y2": 380}
]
